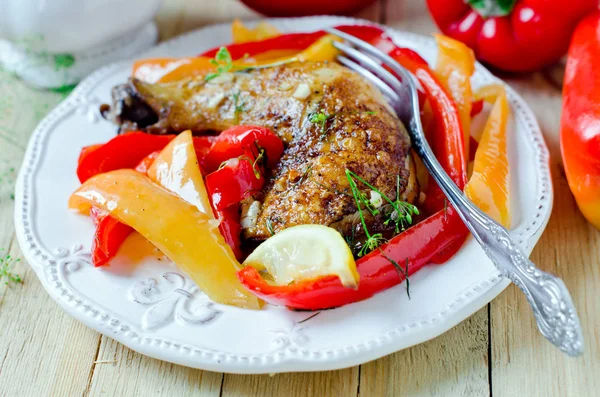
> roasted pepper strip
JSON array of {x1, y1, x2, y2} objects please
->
[
  {"x1": 90, "y1": 207, "x2": 134, "y2": 267},
  {"x1": 560, "y1": 12, "x2": 600, "y2": 230},
  {"x1": 70, "y1": 169, "x2": 261, "y2": 309},
  {"x1": 77, "y1": 132, "x2": 215, "y2": 182},
  {"x1": 465, "y1": 87, "x2": 511, "y2": 228},
  {"x1": 204, "y1": 125, "x2": 283, "y2": 172},
  {"x1": 135, "y1": 25, "x2": 399, "y2": 84},
  {"x1": 434, "y1": 34, "x2": 475, "y2": 162},
  {"x1": 390, "y1": 48, "x2": 467, "y2": 215},
  {"x1": 237, "y1": 206, "x2": 465, "y2": 310}
]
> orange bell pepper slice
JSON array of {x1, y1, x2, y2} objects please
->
[
  {"x1": 434, "y1": 34, "x2": 476, "y2": 162},
  {"x1": 132, "y1": 35, "x2": 340, "y2": 83},
  {"x1": 69, "y1": 169, "x2": 262, "y2": 309},
  {"x1": 465, "y1": 85, "x2": 511, "y2": 228},
  {"x1": 232, "y1": 19, "x2": 280, "y2": 44}
]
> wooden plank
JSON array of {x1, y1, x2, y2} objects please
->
[
  {"x1": 0, "y1": 69, "x2": 99, "y2": 397},
  {"x1": 360, "y1": 308, "x2": 490, "y2": 397},
  {"x1": 88, "y1": 337, "x2": 222, "y2": 396},
  {"x1": 491, "y1": 75, "x2": 600, "y2": 396},
  {"x1": 222, "y1": 367, "x2": 359, "y2": 397},
  {"x1": 0, "y1": 240, "x2": 102, "y2": 397}
]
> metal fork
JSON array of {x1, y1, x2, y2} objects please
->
[{"x1": 326, "y1": 27, "x2": 584, "y2": 356}]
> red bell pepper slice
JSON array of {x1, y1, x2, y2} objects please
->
[
  {"x1": 77, "y1": 132, "x2": 174, "y2": 183},
  {"x1": 214, "y1": 205, "x2": 244, "y2": 260},
  {"x1": 200, "y1": 25, "x2": 393, "y2": 59},
  {"x1": 470, "y1": 99, "x2": 484, "y2": 118},
  {"x1": 237, "y1": 206, "x2": 466, "y2": 310},
  {"x1": 390, "y1": 48, "x2": 467, "y2": 215},
  {"x1": 134, "y1": 151, "x2": 161, "y2": 174},
  {"x1": 204, "y1": 125, "x2": 284, "y2": 172},
  {"x1": 77, "y1": 132, "x2": 216, "y2": 182},
  {"x1": 205, "y1": 155, "x2": 265, "y2": 211},
  {"x1": 90, "y1": 207, "x2": 134, "y2": 267}
]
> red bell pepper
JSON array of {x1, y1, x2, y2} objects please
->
[
  {"x1": 427, "y1": 0, "x2": 597, "y2": 72},
  {"x1": 205, "y1": 155, "x2": 265, "y2": 211},
  {"x1": 560, "y1": 12, "x2": 600, "y2": 230},
  {"x1": 204, "y1": 125, "x2": 284, "y2": 172}
]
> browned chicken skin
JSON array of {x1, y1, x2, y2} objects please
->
[{"x1": 103, "y1": 61, "x2": 418, "y2": 244}]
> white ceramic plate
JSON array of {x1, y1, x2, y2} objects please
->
[{"x1": 14, "y1": 16, "x2": 552, "y2": 374}]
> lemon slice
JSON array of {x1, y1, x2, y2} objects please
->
[{"x1": 243, "y1": 225, "x2": 359, "y2": 288}]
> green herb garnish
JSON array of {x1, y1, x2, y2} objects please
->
[
  {"x1": 205, "y1": 47, "x2": 234, "y2": 81},
  {"x1": 309, "y1": 112, "x2": 333, "y2": 133},
  {"x1": 266, "y1": 218, "x2": 275, "y2": 236},
  {"x1": 346, "y1": 170, "x2": 419, "y2": 234},
  {"x1": 346, "y1": 169, "x2": 386, "y2": 257},
  {"x1": 0, "y1": 249, "x2": 22, "y2": 286},
  {"x1": 232, "y1": 90, "x2": 247, "y2": 124}
]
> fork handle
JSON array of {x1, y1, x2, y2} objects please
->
[{"x1": 409, "y1": 119, "x2": 584, "y2": 356}]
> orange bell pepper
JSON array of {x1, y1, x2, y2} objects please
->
[
  {"x1": 69, "y1": 169, "x2": 261, "y2": 309},
  {"x1": 561, "y1": 12, "x2": 600, "y2": 230},
  {"x1": 434, "y1": 34, "x2": 475, "y2": 162},
  {"x1": 465, "y1": 85, "x2": 511, "y2": 228},
  {"x1": 231, "y1": 19, "x2": 280, "y2": 44}
]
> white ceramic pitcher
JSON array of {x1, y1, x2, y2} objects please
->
[{"x1": 0, "y1": 0, "x2": 163, "y2": 88}]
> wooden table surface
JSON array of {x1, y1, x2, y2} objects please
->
[{"x1": 0, "y1": 1, "x2": 598, "y2": 396}]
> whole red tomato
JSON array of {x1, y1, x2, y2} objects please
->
[{"x1": 240, "y1": 0, "x2": 377, "y2": 17}]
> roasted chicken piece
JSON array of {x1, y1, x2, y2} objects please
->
[{"x1": 102, "y1": 61, "x2": 418, "y2": 243}]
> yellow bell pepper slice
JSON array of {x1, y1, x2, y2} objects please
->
[
  {"x1": 132, "y1": 35, "x2": 340, "y2": 83},
  {"x1": 465, "y1": 86, "x2": 511, "y2": 228},
  {"x1": 147, "y1": 130, "x2": 214, "y2": 217},
  {"x1": 434, "y1": 34, "x2": 476, "y2": 162},
  {"x1": 68, "y1": 169, "x2": 261, "y2": 309},
  {"x1": 232, "y1": 19, "x2": 280, "y2": 44}
]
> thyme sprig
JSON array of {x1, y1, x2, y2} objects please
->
[
  {"x1": 345, "y1": 169, "x2": 386, "y2": 257},
  {"x1": 346, "y1": 171, "x2": 419, "y2": 234},
  {"x1": 0, "y1": 249, "x2": 22, "y2": 286},
  {"x1": 206, "y1": 47, "x2": 296, "y2": 82},
  {"x1": 232, "y1": 90, "x2": 247, "y2": 124},
  {"x1": 345, "y1": 169, "x2": 417, "y2": 298}
]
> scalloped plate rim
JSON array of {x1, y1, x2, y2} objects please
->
[{"x1": 13, "y1": 15, "x2": 553, "y2": 374}]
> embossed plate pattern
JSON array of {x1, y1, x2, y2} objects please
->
[{"x1": 14, "y1": 16, "x2": 552, "y2": 373}]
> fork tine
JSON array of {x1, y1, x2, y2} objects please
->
[
  {"x1": 326, "y1": 27, "x2": 421, "y2": 124},
  {"x1": 332, "y1": 41, "x2": 403, "y2": 93},
  {"x1": 325, "y1": 27, "x2": 417, "y2": 93},
  {"x1": 336, "y1": 55, "x2": 401, "y2": 106}
]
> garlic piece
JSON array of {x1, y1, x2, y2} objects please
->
[
  {"x1": 292, "y1": 83, "x2": 311, "y2": 99},
  {"x1": 241, "y1": 200, "x2": 262, "y2": 229}
]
